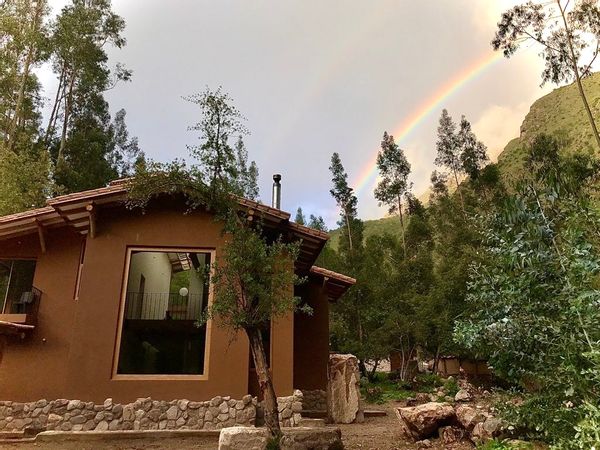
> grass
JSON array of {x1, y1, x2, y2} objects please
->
[
  {"x1": 360, "y1": 372, "x2": 458, "y2": 404},
  {"x1": 360, "y1": 372, "x2": 413, "y2": 404},
  {"x1": 477, "y1": 440, "x2": 534, "y2": 450}
]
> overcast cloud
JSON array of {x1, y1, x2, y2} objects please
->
[{"x1": 40, "y1": 1, "x2": 558, "y2": 227}]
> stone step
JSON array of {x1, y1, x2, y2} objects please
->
[{"x1": 297, "y1": 418, "x2": 325, "y2": 428}]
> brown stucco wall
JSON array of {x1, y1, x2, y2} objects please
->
[
  {"x1": 0, "y1": 204, "x2": 299, "y2": 403},
  {"x1": 293, "y1": 280, "x2": 329, "y2": 391},
  {"x1": 0, "y1": 229, "x2": 82, "y2": 401}
]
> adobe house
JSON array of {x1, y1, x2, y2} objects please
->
[{"x1": 0, "y1": 178, "x2": 354, "y2": 408}]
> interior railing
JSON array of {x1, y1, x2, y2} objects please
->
[{"x1": 124, "y1": 292, "x2": 204, "y2": 321}]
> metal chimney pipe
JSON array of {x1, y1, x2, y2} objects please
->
[{"x1": 272, "y1": 174, "x2": 282, "y2": 209}]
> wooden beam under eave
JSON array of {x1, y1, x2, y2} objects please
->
[
  {"x1": 86, "y1": 203, "x2": 96, "y2": 239},
  {"x1": 35, "y1": 220, "x2": 46, "y2": 253}
]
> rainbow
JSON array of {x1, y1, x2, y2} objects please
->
[{"x1": 352, "y1": 51, "x2": 503, "y2": 196}]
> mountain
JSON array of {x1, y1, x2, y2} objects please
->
[
  {"x1": 328, "y1": 73, "x2": 600, "y2": 246},
  {"x1": 497, "y1": 72, "x2": 600, "y2": 184}
]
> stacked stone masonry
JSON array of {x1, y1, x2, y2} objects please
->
[
  {"x1": 300, "y1": 390, "x2": 327, "y2": 411},
  {"x1": 0, "y1": 396, "x2": 258, "y2": 432},
  {"x1": 275, "y1": 390, "x2": 303, "y2": 427}
]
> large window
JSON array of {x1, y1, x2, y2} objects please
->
[
  {"x1": 116, "y1": 249, "x2": 211, "y2": 375},
  {"x1": 0, "y1": 259, "x2": 37, "y2": 315}
]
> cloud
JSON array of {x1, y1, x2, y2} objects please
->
[{"x1": 472, "y1": 102, "x2": 531, "y2": 161}]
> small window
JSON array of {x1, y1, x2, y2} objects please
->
[
  {"x1": 116, "y1": 249, "x2": 211, "y2": 375},
  {"x1": 0, "y1": 260, "x2": 37, "y2": 314}
]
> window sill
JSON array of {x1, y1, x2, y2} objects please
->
[
  {"x1": 111, "y1": 374, "x2": 209, "y2": 381},
  {"x1": 0, "y1": 313, "x2": 28, "y2": 324}
]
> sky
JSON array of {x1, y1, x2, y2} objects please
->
[{"x1": 39, "y1": 0, "x2": 556, "y2": 227}]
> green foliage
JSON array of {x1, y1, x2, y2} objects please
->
[
  {"x1": 360, "y1": 372, "x2": 413, "y2": 404},
  {"x1": 455, "y1": 135, "x2": 600, "y2": 446},
  {"x1": 478, "y1": 440, "x2": 533, "y2": 450}
]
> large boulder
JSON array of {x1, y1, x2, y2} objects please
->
[
  {"x1": 327, "y1": 354, "x2": 363, "y2": 424},
  {"x1": 397, "y1": 402, "x2": 456, "y2": 440},
  {"x1": 218, "y1": 426, "x2": 343, "y2": 450}
]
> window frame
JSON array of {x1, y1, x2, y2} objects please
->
[
  {"x1": 0, "y1": 257, "x2": 37, "y2": 315},
  {"x1": 111, "y1": 246, "x2": 216, "y2": 381}
]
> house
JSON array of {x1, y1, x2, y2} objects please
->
[{"x1": 0, "y1": 178, "x2": 354, "y2": 406}]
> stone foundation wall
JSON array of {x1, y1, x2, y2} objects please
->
[
  {"x1": 0, "y1": 396, "x2": 257, "y2": 432},
  {"x1": 301, "y1": 390, "x2": 327, "y2": 411},
  {"x1": 275, "y1": 390, "x2": 303, "y2": 427}
]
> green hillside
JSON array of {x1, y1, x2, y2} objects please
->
[
  {"x1": 328, "y1": 74, "x2": 600, "y2": 245},
  {"x1": 497, "y1": 72, "x2": 600, "y2": 184},
  {"x1": 328, "y1": 215, "x2": 402, "y2": 249}
]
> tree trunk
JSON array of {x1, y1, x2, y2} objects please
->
[
  {"x1": 368, "y1": 359, "x2": 380, "y2": 382},
  {"x1": 247, "y1": 327, "x2": 281, "y2": 442},
  {"x1": 7, "y1": 0, "x2": 43, "y2": 152},
  {"x1": 44, "y1": 63, "x2": 67, "y2": 145},
  {"x1": 358, "y1": 359, "x2": 368, "y2": 379},
  {"x1": 452, "y1": 167, "x2": 466, "y2": 214},
  {"x1": 58, "y1": 72, "x2": 76, "y2": 162},
  {"x1": 344, "y1": 208, "x2": 353, "y2": 251},
  {"x1": 558, "y1": 0, "x2": 600, "y2": 150},
  {"x1": 397, "y1": 195, "x2": 406, "y2": 257}
]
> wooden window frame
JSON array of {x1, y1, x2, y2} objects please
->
[{"x1": 111, "y1": 246, "x2": 216, "y2": 381}]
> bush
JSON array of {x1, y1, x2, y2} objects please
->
[
  {"x1": 412, "y1": 373, "x2": 443, "y2": 392},
  {"x1": 364, "y1": 386, "x2": 384, "y2": 404}
]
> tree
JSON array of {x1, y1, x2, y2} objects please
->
[
  {"x1": 308, "y1": 214, "x2": 327, "y2": 231},
  {"x1": 234, "y1": 136, "x2": 259, "y2": 201},
  {"x1": 457, "y1": 116, "x2": 488, "y2": 180},
  {"x1": 128, "y1": 89, "x2": 297, "y2": 446},
  {"x1": 435, "y1": 109, "x2": 464, "y2": 209},
  {"x1": 110, "y1": 108, "x2": 145, "y2": 177},
  {"x1": 329, "y1": 152, "x2": 361, "y2": 253},
  {"x1": 374, "y1": 132, "x2": 411, "y2": 256},
  {"x1": 185, "y1": 87, "x2": 249, "y2": 198},
  {"x1": 1, "y1": 0, "x2": 49, "y2": 152},
  {"x1": 492, "y1": 0, "x2": 600, "y2": 149},
  {"x1": 434, "y1": 110, "x2": 488, "y2": 212},
  {"x1": 47, "y1": 0, "x2": 130, "y2": 164},
  {"x1": 455, "y1": 135, "x2": 600, "y2": 445},
  {"x1": 294, "y1": 207, "x2": 305, "y2": 225}
]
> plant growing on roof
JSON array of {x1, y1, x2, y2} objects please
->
[{"x1": 127, "y1": 88, "x2": 303, "y2": 447}]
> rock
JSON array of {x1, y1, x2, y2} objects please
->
[
  {"x1": 166, "y1": 405, "x2": 179, "y2": 420},
  {"x1": 95, "y1": 420, "x2": 109, "y2": 431},
  {"x1": 471, "y1": 416, "x2": 503, "y2": 443},
  {"x1": 112, "y1": 404, "x2": 123, "y2": 417},
  {"x1": 439, "y1": 426, "x2": 466, "y2": 444},
  {"x1": 327, "y1": 353, "x2": 363, "y2": 424},
  {"x1": 454, "y1": 389, "x2": 472, "y2": 402},
  {"x1": 178, "y1": 399, "x2": 189, "y2": 410},
  {"x1": 211, "y1": 396, "x2": 223, "y2": 407},
  {"x1": 67, "y1": 400, "x2": 83, "y2": 411},
  {"x1": 415, "y1": 439, "x2": 432, "y2": 448},
  {"x1": 219, "y1": 402, "x2": 229, "y2": 414},
  {"x1": 397, "y1": 402, "x2": 456, "y2": 440},
  {"x1": 218, "y1": 426, "x2": 343, "y2": 450},
  {"x1": 103, "y1": 398, "x2": 113, "y2": 408},
  {"x1": 415, "y1": 393, "x2": 430, "y2": 404},
  {"x1": 455, "y1": 404, "x2": 487, "y2": 431},
  {"x1": 242, "y1": 395, "x2": 252, "y2": 405},
  {"x1": 70, "y1": 415, "x2": 86, "y2": 425}
]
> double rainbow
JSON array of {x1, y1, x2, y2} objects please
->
[{"x1": 352, "y1": 51, "x2": 503, "y2": 196}]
